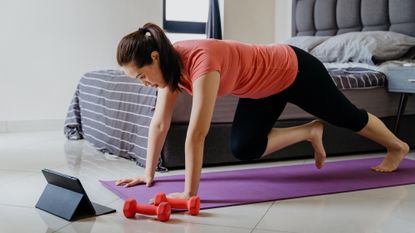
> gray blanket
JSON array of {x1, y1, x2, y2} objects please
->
[{"x1": 327, "y1": 67, "x2": 386, "y2": 89}]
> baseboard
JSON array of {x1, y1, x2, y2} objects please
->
[{"x1": 0, "y1": 119, "x2": 65, "y2": 133}]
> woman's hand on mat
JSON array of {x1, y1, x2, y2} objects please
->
[
  {"x1": 168, "y1": 192, "x2": 192, "y2": 201},
  {"x1": 115, "y1": 176, "x2": 153, "y2": 188},
  {"x1": 148, "y1": 192, "x2": 190, "y2": 204}
]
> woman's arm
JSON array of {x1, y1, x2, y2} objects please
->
[
  {"x1": 184, "y1": 71, "x2": 220, "y2": 196},
  {"x1": 116, "y1": 87, "x2": 179, "y2": 187},
  {"x1": 145, "y1": 87, "x2": 179, "y2": 179}
]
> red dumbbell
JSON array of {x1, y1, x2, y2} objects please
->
[
  {"x1": 123, "y1": 198, "x2": 171, "y2": 222},
  {"x1": 154, "y1": 192, "x2": 200, "y2": 216}
]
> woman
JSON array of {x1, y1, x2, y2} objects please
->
[{"x1": 115, "y1": 23, "x2": 409, "y2": 200}]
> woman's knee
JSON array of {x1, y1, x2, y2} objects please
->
[
  {"x1": 327, "y1": 108, "x2": 369, "y2": 132},
  {"x1": 230, "y1": 136, "x2": 267, "y2": 161}
]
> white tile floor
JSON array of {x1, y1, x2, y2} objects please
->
[{"x1": 0, "y1": 130, "x2": 414, "y2": 233}]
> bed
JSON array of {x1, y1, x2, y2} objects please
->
[{"x1": 65, "y1": 0, "x2": 415, "y2": 170}]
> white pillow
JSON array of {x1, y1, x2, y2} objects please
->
[
  {"x1": 310, "y1": 31, "x2": 415, "y2": 64},
  {"x1": 282, "y1": 36, "x2": 329, "y2": 52}
]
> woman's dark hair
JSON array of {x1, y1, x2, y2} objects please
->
[{"x1": 116, "y1": 23, "x2": 183, "y2": 92}]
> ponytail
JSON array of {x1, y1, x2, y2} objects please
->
[{"x1": 116, "y1": 23, "x2": 183, "y2": 92}]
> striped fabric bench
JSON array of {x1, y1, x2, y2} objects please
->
[{"x1": 64, "y1": 70, "x2": 166, "y2": 170}]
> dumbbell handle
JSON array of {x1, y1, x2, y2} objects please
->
[
  {"x1": 166, "y1": 197, "x2": 188, "y2": 208},
  {"x1": 135, "y1": 203, "x2": 158, "y2": 215}
]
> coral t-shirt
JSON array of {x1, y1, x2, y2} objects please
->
[{"x1": 174, "y1": 39, "x2": 298, "y2": 99}]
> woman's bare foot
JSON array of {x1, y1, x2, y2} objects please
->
[
  {"x1": 307, "y1": 120, "x2": 326, "y2": 169},
  {"x1": 372, "y1": 142, "x2": 409, "y2": 172}
]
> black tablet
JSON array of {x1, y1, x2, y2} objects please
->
[{"x1": 36, "y1": 168, "x2": 116, "y2": 221}]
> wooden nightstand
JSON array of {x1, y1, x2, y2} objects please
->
[{"x1": 386, "y1": 65, "x2": 415, "y2": 133}]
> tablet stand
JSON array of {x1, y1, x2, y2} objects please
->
[{"x1": 36, "y1": 183, "x2": 95, "y2": 221}]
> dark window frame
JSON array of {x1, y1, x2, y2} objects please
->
[{"x1": 162, "y1": 0, "x2": 206, "y2": 34}]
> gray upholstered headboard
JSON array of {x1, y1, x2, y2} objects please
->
[{"x1": 292, "y1": 0, "x2": 415, "y2": 37}]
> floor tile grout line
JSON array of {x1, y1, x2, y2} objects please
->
[
  {"x1": 249, "y1": 201, "x2": 303, "y2": 233},
  {"x1": 249, "y1": 228, "x2": 301, "y2": 233},
  {"x1": 0, "y1": 171, "x2": 42, "y2": 184},
  {"x1": 0, "y1": 203, "x2": 38, "y2": 209},
  {"x1": 0, "y1": 201, "x2": 71, "y2": 233},
  {"x1": 249, "y1": 201, "x2": 276, "y2": 233},
  {"x1": 0, "y1": 168, "x2": 41, "y2": 173},
  {"x1": 107, "y1": 197, "x2": 122, "y2": 205},
  {"x1": 52, "y1": 222, "x2": 72, "y2": 233},
  {"x1": 173, "y1": 221, "x2": 253, "y2": 231}
]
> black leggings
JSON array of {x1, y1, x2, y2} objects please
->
[{"x1": 230, "y1": 46, "x2": 369, "y2": 161}]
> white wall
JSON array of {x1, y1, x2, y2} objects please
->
[
  {"x1": 222, "y1": 0, "x2": 292, "y2": 43},
  {"x1": 223, "y1": 0, "x2": 275, "y2": 44},
  {"x1": 274, "y1": 0, "x2": 292, "y2": 42},
  {"x1": 0, "y1": 0, "x2": 292, "y2": 132},
  {"x1": 0, "y1": 0, "x2": 162, "y2": 131}
]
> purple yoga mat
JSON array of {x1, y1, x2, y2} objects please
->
[{"x1": 101, "y1": 157, "x2": 415, "y2": 210}]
